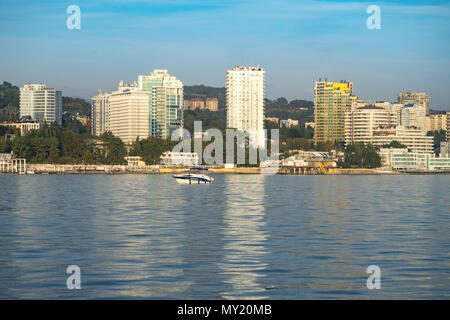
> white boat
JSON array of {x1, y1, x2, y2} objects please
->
[{"x1": 173, "y1": 168, "x2": 214, "y2": 184}]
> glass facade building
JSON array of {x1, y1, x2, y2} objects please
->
[{"x1": 138, "y1": 69, "x2": 183, "y2": 139}]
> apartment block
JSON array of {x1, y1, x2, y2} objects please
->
[
  {"x1": 397, "y1": 91, "x2": 430, "y2": 114},
  {"x1": 314, "y1": 80, "x2": 354, "y2": 144},
  {"x1": 426, "y1": 113, "x2": 447, "y2": 133},
  {"x1": 205, "y1": 98, "x2": 219, "y2": 111},
  {"x1": 398, "y1": 104, "x2": 427, "y2": 134},
  {"x1": 91, "y1": 92, "x2": 110, "y2": 136},
  {"x1": 185, "y1": 98, "x2": 205, "y2": 111},
  {"x1": 226, "y1": 66, "x2": 265, "y2": 148},
  {"x1": 345, "y1": 105, "x2": 396, "y2": 145}
]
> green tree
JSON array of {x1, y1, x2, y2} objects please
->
[
  {"x1": 98, "y1": 132, "x2": 127, "y2": 164},
  {"x1": 343, "y1": 143, "x2": 381, "y2": 168}
]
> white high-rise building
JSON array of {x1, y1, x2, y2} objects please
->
[
  {"x1": 20, "y1": 84, "x2": 62, "y2": 125},
  {"x1": 108, "y1": 81, "x2": 150, "y2": 145},
  {"x1": 226, "y1": 66, "x2": 265, "y2": 148},
  {"x1": 91, "y1": 92, "x2": 110, "y2": 136}
]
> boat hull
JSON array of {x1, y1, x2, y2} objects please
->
[{"x1": 173, "y1": 174, "x2": 214, "y2": 184}]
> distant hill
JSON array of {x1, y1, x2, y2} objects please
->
[
  {"x1": 264, "y1": 97, "x2": 314, "y2": 125},
  {"x1": 62, "y1": 96, "x2": 91, "y2": 116}
]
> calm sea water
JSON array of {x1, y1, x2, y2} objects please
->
[{"x1": 0, "y1": 174, "x2": 448, "y2": 299}]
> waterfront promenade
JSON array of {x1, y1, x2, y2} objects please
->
[{"x1": 1, "y1": 163, "x2": 448, "y2": 175}]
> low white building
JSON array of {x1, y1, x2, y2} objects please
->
[
  {"x1": 160, "y1": 152, "x2": 199, "y2": 166},
  {"x1": 379, "y1": 148, "x2": 450, "y2": 170},
  {"x1": 1, "y1": 116, "x2": 40, "y2": 135}
]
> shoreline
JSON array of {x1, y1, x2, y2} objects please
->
[{"x1": 1, "y1": 164, "x2": 449, "y2": 175}]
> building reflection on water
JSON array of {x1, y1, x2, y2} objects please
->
[{"x1": 218, "y1": 175, "x2": 269, "y2": 299}]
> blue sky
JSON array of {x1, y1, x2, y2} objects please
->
[{"x1": 1, "y1": 0, "x2": 449, "y2": 109}]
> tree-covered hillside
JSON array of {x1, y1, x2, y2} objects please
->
[
  {"x1": 62, "y1": 96, "x2": 91, "y2": 116},
  {"x1": 0, "y1": 82, "x2": 20, "y2": 122},
  {"x1": 184, "y1": 85, "x2": 226, "y2": 109},
  {"x1": 264, "y1": 97, "x2": 314, "y2": 125}
]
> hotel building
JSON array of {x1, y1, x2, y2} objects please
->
[
  {"x1": 314, "y1": 80, "x2": 354, "y2": 144},
  {"x1": 226, "y1": 66, "x2": 265, "y2": 148},
  {"x1": 397, "y1": 91, "x2": 430, "y2": 114},
  {"x1": 108, "y1": 81, "x2": 149, "y2": 145},
  {"x1": 20, "y1": 84, "x2": 62, "y2": 125}
]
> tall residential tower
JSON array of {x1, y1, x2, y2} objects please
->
[
  {"x1": 226, "y1": 66, "x2": 265, "y2": 148},
  {"x1": 91, "y1": 92, "x2": 110, "y2": 136},
  {"x1": 314, "y1": 80, "x2": 354, "y2": 144}
]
